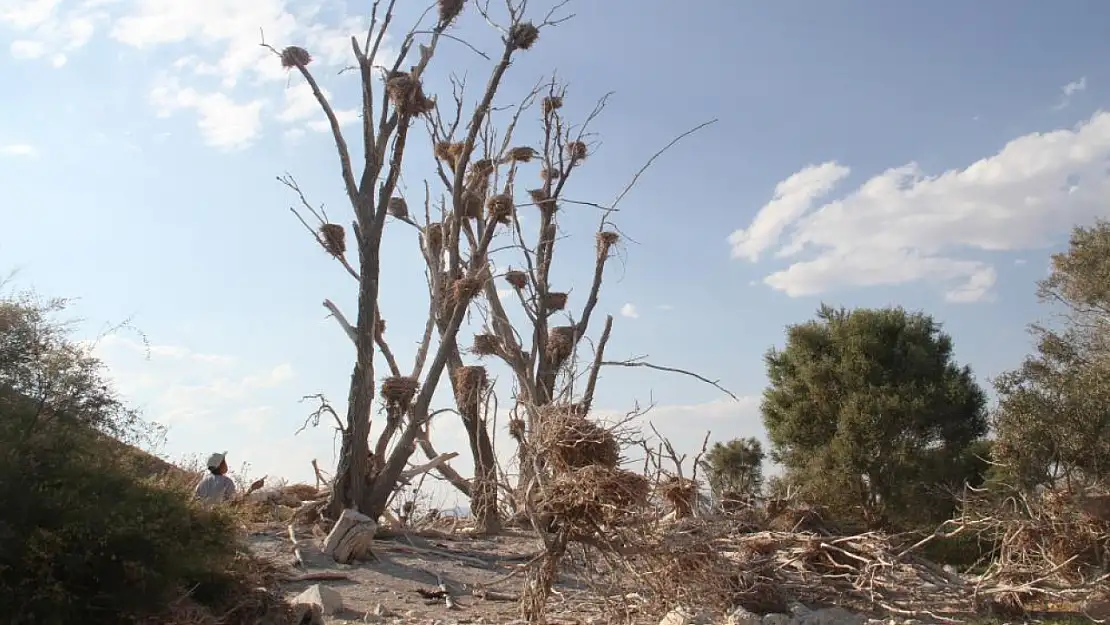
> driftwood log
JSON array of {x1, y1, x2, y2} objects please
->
[{"x1": 321, "y1": 508, "x2": 377, "y2": 564}]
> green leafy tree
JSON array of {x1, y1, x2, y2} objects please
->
[
  {"x1": 993, "y1": 220, "x2": 1110, "y2": 490},
  {"x1": 700, "y1": 437, "x2": 765, "y2": 500},
  {"x1": 762, "y1": 305, "x2": 988, "y2": 530}
]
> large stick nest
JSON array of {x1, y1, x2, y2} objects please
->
[
  {"x1": 471, "y1": 333, "x2": 501, "y2": 357},
  {"x1": 546, "y1": 325, "x2": 577, "y2": 364},
  {"x1": 437, "y1": 0, "x2": 464, "y2": 25},
  {"x1": 544, "y1": 292, "x2": 568, "y2": 311},
  {"x1": 380, "y1": 376, "x2": 419, "y2": 412},
  {"x1": 388, "y1": 197, "x2": 408, "y2": 219},
  {"x1": 453, "y1": 365, "x2": 489, "y2": 407},
  {"x1": 658, "y1": 476, "x2": 699, "y2": 519},
  {"x1": 280, "y1": 46, "x2": 312, "y2": 68},
  {"x1": 385, "y1": 72, "x2": 435, "y2": 116},
  {"x1": 533, "y1": 405, "x2": 620, "y2": 472},
  {"x1": 319, "y1": 223, "x2": 346, "y2": 256},
  {"x1": 538, "y1": 465, "x2": 650, "y2": 538},
  {"x1": 505, "y1": 270, "x2": 529, "y2": 290},
  {"x1": 486, "y1": 193, "x2": 514, "y2": 225}
]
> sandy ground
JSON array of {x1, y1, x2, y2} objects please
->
[{"x1": 247, "y1": 524, "x2": 609, "y2": 625}]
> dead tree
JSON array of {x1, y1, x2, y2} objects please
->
[{"x1": 270, "y1": 0, "x2": 570, "y2": 523}]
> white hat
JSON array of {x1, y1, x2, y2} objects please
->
[{"x1": 206, "y1": 452, "x2": 227, "y2": 470}]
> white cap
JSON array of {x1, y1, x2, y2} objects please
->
[{"x1": 206, "y1": 452, "x2": 227, "y2": 470}]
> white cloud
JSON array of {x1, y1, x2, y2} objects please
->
[
  {"x1": 620, "y1": 303, "x2": 639, "y2": 319},
  {"x1": 731, "y1": 110, "x2": 1110, "y2": 302},
  {"x1": 278, "y1": 79, "x2": 359, "y2": 133},
  {"x1": 150, "y1": 76, "x2": 265, "y2": 150},
  {"x1": 728, "y1": 162, "x2": 850, "y2": 261},
  {"x1": 1055, "y1": 76, "x2": 1087, "y2": 110},
  {"x1": 10, "y1": 39, "x2": 45, "y2": 58},
  {"x1": 0, "y1": 144, "x2": 38, "y2": 157}
]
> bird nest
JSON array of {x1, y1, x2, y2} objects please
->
[
  {"x1": 385, "y1": 72, "x2": 435, "y2": 116},
  {"x1": 539, "y1": 465, "x2": 649, "y2": 537},
  {"x1": 541, "y1": 167, "x2": 560, "y2": 181},
  {"x1": 434, "y1": 142, "x2": 465, "y2": 171},
  {"x1": 545, "y1": 292, "x2": 568, "y2": 310},
  {"x1": 471, "y1": 333, "x2": 501, "y2": 357},
  {"x1": 546, "y1": 325, "x2": 577, "y2": 363},
  {"x1": 424, "y1": 222, "x2": 444, "y2": 251},
  {"x1": 659, "y1": 476, "x2": 699, "y2": 519},
  {"x1": 460, "y1": 191, "x2": 483, "y2": 219},
  {"x1": 388, "y1": 197, "x2": 408, "y2": 219},
  {"x1": 543, "y1": 96, "x2": 563, "y2": 115},
  {"x1": 451, "y1": 275, "x2": 486, "y2": 307},
  {"x1": 507, "y1": 146, "x2": 537, "y2": 163},
  {"x1": 437, "y1": 0, "x2": 464, "y2": 25},
  {"x1": 529, "y1": 188, "x2": 556, "y2": 212},
  {"x1": 280, "y1": 46, "x2": 312, "y2": 68},
  {"x1": 453, "y1": 365, "x2": 488, "y2": 407},
  {"x1": 504, "y1": 270, "x2": 528, "y2": 290},
  {"x1": 533, "y1": 405, "x2": 620, "y2": 472},
  {"x1": 380, "y1": 376, "x2": 419, "y2": 412},
  {"x1": 486, "y1": 194, "x2": 514, "y2": 225},
  {"x1": 567, "y1": 141, "x2": 588, "y2": 162},
  {"x1": 509, "y1": 22, "x2": 540, "y2": 50},
  {"x1": 319, "y1": 223, "x2": 346, "y2": 256},
  {"x1": 508, "y1": 418, "x2": 526, "y2": 442}
]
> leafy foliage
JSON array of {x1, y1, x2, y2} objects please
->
[
  {"x1": 993, "y1": 220, "x2": 1110, "y2": 489},
  {"x1": 0, "y1": 290, "x2": 258, "y2": 625},
  {"x1": 761, "y1": 305, "x2": 989, "y2": 530},
  {"x1": 700, "y1": 437, "x2": 765, "y2": 500}
]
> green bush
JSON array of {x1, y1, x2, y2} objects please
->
[{"x1": 0, "y1": 398, "x2": 248, "y2": 625}]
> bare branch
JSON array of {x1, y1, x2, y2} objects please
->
[{"x1": 600, "y1": 357, "x2": 740, "y2": 401}]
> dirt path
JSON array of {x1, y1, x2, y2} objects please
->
[{"x1": 247, "y1": 525, "x2": 605, "y2": 625}]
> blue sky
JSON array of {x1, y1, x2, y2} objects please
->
[{"x1": 2, "y1": 0, "x2": 1108, "y2": 502}]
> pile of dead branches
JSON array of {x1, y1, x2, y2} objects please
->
[{"x1": 943, "y1": 484, "x2": 1110, "y2": 614}]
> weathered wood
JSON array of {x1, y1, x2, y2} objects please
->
[{"x1": 321, "y1": 508, "x2": 377, "y2": 564}]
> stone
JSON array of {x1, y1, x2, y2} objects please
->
[
  {"x1": 322, "y1": 508, "x2": 378, "y2": 564},
  {"x1": 794, "y1": 607, "x2": 866, "y2": 625},
  {"x1": 292, "y1": 583, "x2": 344, "y2": 616},
  {"x1": 727, "y1": 607, "x2": 761, "y2": 625},
  {"x1": 762, "y1": 614, "x2": 791, "y2": 625},
  {"x1": 659, "y1": 608, "x2": 713, "y2": 625},
  {"x1": 787, "y1": 602, "x2": 811, "y2": 617}
]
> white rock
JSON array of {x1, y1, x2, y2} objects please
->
[
  {"x1": 293, "y1": 583, "x2": 344, "y2": 616},
  {"x1": 727, "y1": 607, "x2": 761, "y2": 625},
  {"x1": 660, "y1": 608, "x2": 712, "y2": 625},
  {"x1": 794, "y1": 607, "x2": 866, "y2": 625}
]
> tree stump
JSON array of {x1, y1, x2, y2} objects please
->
[{"x1": 321, "y1": 508, "x2": 377, "y2": 564}]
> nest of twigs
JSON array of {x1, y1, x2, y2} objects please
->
[
  {"x1": 539, "y1": 465, "x2": 649, "y2": 537},
  {"x1": 467, "y1": 159, "x2": 495, "y2": 190},
  {"x1": 509, "y1": 22, "x2": 540, "y2": 50},
  {"x1": 596, "y1": 230, "x2": 619, "y2": 258},
  {"x1": 388, "y1": 197, "x2": 408, "y2": 219},
  {"x1": 380, "y1": 376, "x2": 419, "y2": 412},
  {"x1": 533, "y1": 405, "x2": 619, "y2": 472},
  {"x1": 471, "y1": 333, "x2": 500, "y2": 357},
  {"x1": 541, "y1": 167, "x2": 560, "y2": 181},
  {"x1": 280, "y1": 46, "x2": 312, "y2": 68},
  {"x1": 453, "y1": 365, "x2": 488, "y2": 407},
  {"x1": 543, "y1": 96, "x2": 563, "y2": 115},
  {"x1": 765, "y1": 504, "x2": 834, "y2": 535},
  {"x1": 486, "y1": 193, "x2": 514, "y2": 225},
  {"x1": 507, "y1": 146, "x2": 537, "y2": 163},
  {"x1": 319, "y1": 223, "x2": 345, "y2": 256},
  {"x1": 544, "y1": 291, "x2": 568, "y2": 310},
  {"x1": 437, "y1": 0, "x2": 464, "y2": 25},
  {"x1": 546, "y1": 325, "x2": 576, "y2": 364},
  {"x1": 529, "y1": 188, "x2": 556, "y2": 212},
  {"x1": 460, "y1": 191, "x2": 483, "y2": 219},
  {"x1": 505, "y1": 270, "x2": 528, "y2": 290},
  {"x1": 659, "y1": 476, "x2": 698, "y2": 519},
  {"x1": 434, "y1": 141, "x2": 465, "y2": 171},
  {"x1": 567, "y1": 140, "x2": 588, "y2": 162},
  {"x1": 451, "y1": 275, "x2": 486, "y2": 307},
  {"x1": 424, "y1": 222, "x2": 444, "y2": 252},
  {"x1": 386, "y1": 72, "x2": 435, "y2": 116},
  {"x1": 508, "y1": 418, "x2": 526, "y2": 442}
]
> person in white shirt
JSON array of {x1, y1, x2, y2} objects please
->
[{"x1": 194, "y1": 451, "x2": 263, "y2": 505}]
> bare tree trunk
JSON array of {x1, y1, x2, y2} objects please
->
[
  {"x1": 466, "y1": 414, "x2": 502, "y2": 534},
  {"x1": 328, "y1": 235, "x2": 380, "y2": 519}
]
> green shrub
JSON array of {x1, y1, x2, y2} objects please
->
[{"x1": 0, "y1": 399, "x2": 248, "y2": 625}]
